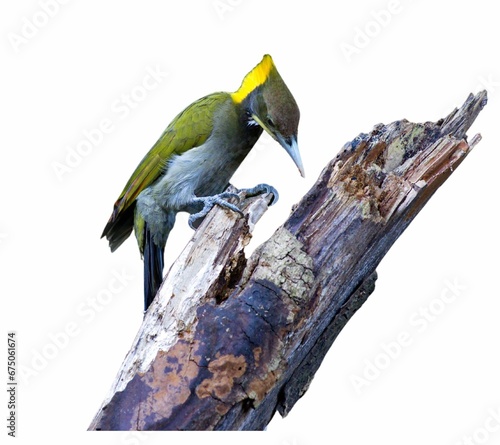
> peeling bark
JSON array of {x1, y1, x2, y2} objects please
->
[{"x1": 89, "y1": 91, "x2": 487, "y2": 431}]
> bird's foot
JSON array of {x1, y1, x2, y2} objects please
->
[
  {"x1": 237, "y1": 183, "x2": 279, "y2": 205},
  {"x1": 188, "y1": 192, "x2": 243, "y2": 229},
  {"x1": 187, "y1": 184, "x2": 279, "y2": 229}
]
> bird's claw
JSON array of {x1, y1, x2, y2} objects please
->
[
  {"x1": 237, "y1": 183, "x2": 279, "y2": 205},
  {"x1": 187, "y1": 184, "x2": 278, "y2": 230},
  {"x1": 188, "y1": 193, "x2": 243, "y2": 229},
  {"x1": 218, "y1": 192, "x2": 241, "y2": 203}
]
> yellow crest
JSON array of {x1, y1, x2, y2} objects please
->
[{"x1": 231, "y1": 54, "x2": 275, "y2": 104}]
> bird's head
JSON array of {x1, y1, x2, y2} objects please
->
[{"x1": 232, "y1": 55, "x2": 304, "y2": 177}]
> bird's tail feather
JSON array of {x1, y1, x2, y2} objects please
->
[
  {"x1": 143, "y1": 228, "x2": 165, "y2": 311},
  {"x1": 101, "y1": 204, "x2": 135, "y2": 252}
]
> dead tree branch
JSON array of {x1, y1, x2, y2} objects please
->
[{"x1": 89, "y1": 91, "x2": 487, "y2": 431}]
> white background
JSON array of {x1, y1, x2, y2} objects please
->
[{"x1": 2, "y1": 0, "x2": 499, "y2": 443}]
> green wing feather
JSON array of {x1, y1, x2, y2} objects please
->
[{"x1": 102, "y1": 92, "x2": 229, "y2": 251}]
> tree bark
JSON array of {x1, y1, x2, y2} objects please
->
[{"x1": 89, "y1": 91, "x2": 487, "y2": 431}]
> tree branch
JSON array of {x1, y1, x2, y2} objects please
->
[{"x1": 89, "y1": 91, "x2": 487, "y2": 431}]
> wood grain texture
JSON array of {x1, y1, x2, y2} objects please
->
[{"x1": 89, "y1": 91, "x2": 487, "y2": 431}]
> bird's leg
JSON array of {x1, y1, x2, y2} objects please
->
[
  {"x1": 187, "y1": 184, "x2": 279, "y2": 229},
  {"x1": 188, "y1": 192, "x2": 243, "y2": 229},
  {"x1": 237, "y1": 183, "x2": 279, "y2": 205}
]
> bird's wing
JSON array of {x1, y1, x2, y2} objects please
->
[{"x1": 103, "y1": 92, "x2": 229, "y2": 230}]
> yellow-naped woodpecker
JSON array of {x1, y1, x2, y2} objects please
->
[{"x1": 102, "y1": 54, "x2": 304, "y2": 310}]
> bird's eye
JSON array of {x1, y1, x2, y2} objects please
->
[{"x1": 266, "y1": 116, "x2": 275, "y2": 127}]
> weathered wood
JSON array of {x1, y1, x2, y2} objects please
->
[{"x1": 89, "y1": 91, "x2": 487, "y2": 431}]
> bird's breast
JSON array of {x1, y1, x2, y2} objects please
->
[{"x1": 151, "y1": 124, "x2": 261, "y2": 212}]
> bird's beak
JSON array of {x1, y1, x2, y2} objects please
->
[
  {"x1": 252, "y1": 114, "x2": 305, "y2": 177},
  {"x1": 276, "y1": 134, "x2": 305, "y2": 178}
]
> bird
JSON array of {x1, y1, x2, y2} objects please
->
[{"x1": 101, "y1": 54, "x2": 304, "y2": 311}]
